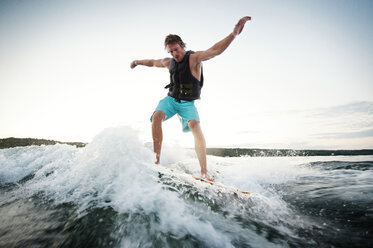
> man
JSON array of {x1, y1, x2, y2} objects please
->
[{"x1": 130, "y1": 16, "x2": 251, "y2": 180}]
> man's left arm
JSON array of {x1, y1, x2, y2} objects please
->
[{"x1": 192, "y1": 16, "x2": 251, "y2": 63}]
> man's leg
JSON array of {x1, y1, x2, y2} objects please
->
[
  {"x1": 152, "y1": 111, "x2": 165, "y2": 164},
  {"x1": 188, "y1": 120, "x2": 209, "y2": 178}
]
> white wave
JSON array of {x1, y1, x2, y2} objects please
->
[
  {"x1": 3, "y1": 127, "x2": 234, "y2": 246},
  {"x1": 3, "y1": 127, "x2": 371, "y2": 247},
  {"x1": 0, "y1": 144, "x2": 77, "y2": 184}
]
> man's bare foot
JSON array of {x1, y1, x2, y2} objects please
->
[
  {"x1": 155, "y1": 154, "x2": 160, "y2": 164},
  {"x1": 202, "y1": 172, "x2": 214, "y2": 182}
]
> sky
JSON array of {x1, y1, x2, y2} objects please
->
[{"x1": 0, "y1": 0, "x2": 372, "y2": 149}]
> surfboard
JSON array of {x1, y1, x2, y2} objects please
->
[
  {"x1": 192, "y1": 176, "x2": 252, "y2": 195},
  {"x1": 155, "y1": 165, "x2": 252, "y2": 196}
]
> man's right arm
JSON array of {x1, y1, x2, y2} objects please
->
[{"x1": 130, "y1": 58, "x2": 170, "y2": 69}]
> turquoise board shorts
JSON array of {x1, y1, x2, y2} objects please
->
[{"x1": 150, "y1": 96, "x2": 200, "y2": 132}]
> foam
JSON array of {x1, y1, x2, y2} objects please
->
[
  {"x1": 3, "y1": 126, "x2": 371, "y2": 246},
  {"x1": 5, "y1": 127, "x2": 234, "y2": 246}
]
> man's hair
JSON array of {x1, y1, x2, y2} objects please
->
[{"x1": 164, "y1": 34, "x2": 185, "y2": 48}]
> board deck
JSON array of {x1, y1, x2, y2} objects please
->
[
  {"x1": 155, "y1": 165, "x2": 252, "y2": 196},
  {"x1": 192, "y1": 176, "x2": 252, "y2": 195}
]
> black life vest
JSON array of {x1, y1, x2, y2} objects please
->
[{"x1": 165, "y1": 50, "x2": 204, "y2": 101}]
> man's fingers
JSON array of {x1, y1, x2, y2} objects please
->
[
  {"x1": 239, "y1": 16, "x2": 251, "y2": 26},
  {"x1": 239, "y1": 16, "x2": 251, "y2": 22},
  {"x1": 234, "y1": 16, "x2": 251, "y2": 35}
]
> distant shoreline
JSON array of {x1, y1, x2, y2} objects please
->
[
  {"x1": 0, "y1": 137, "x2": 86, "y2": 149},
  {"x1": 206, "y1": 147, "x2": 373, "y2": 157},
  {"x1": 1, "y1": 137, "x2": 372, "y2": 157}
]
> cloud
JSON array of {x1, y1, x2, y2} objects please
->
[
  {"x1": 308, "y1": 101, "x2": 373, "y2": 118},
  {"x1": 297, "y1": 101, "x2": 373, "y2": 133},
  {"x1": 230, "y1": 101, "x2": 373, "y2": 149},
  {"x1": 313, "y1": 128, "x2": 373, "y2": 139}
]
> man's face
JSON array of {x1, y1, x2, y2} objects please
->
[{"x1": 166, "y1": 43, "x2": 186, "y2": 62}]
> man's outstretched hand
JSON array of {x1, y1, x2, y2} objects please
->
[
  {"x1": 130, "y1": 60, "x2": 137, "y2": 69},
  {"x1": 233, "y1": 16, "x2": 251, "y2": 37}
]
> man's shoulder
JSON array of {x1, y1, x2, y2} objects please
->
[
  {"x1": 188, "y1": 51, "x2": 203, "y2": 67},
  {"x1": 160, "y1": 57, "x2": 172, "y2": 69},
  {"x1": 188, "y1": 51, "x2": 199, "y2": 61}
]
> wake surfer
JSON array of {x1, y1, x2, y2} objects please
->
[{"x1": 130, "y1": 16, "x2": 251, "y2": 180}]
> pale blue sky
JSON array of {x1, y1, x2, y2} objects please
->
[{"x1": 0, "y1": 0, "x2": 372, "y2": 149}]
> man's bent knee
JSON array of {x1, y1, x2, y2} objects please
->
[
  {"x1": 152, "y1": 111, "x2": 165, "y2": 123},
  {"x1": 188, "y1": 120, "x2": 200, "y2": 131}
]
